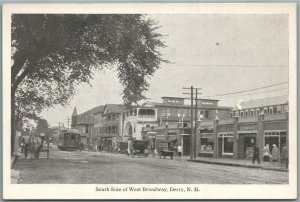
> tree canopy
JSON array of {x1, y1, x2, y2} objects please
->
[{"x1": 11, "y1": 14, "x2": 167, "y2": 122}]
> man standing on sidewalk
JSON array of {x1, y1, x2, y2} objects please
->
[
  {"x1": 177, "y1": 145, "x2": 182, "y2": 158},
  {"x1": 252, "y1": 143, "x2": 260, "y2": 164}
]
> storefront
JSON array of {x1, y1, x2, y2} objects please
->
[
  {"x1": 217, "y1": 133, "x2": 234, "y2": 158},
  {"x1": 264, "y1": 130, "x2": 286, "y2": 154},
  {"x1": 237, "y1": 125, "x2": 258, "y2": 159},
  {"x1": 199, "y1": 133, "x2": 214, "y2": 157}
]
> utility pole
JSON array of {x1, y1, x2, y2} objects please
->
[
  {"x1": 183, "y1": 86, "x2": 202, "y2": 160},
  {"x1": 66, "y1": 117, "x2": 71, "y2": 130},
  {"x1": 194, "y1": 89, "x2": 198, "y2": 160}
]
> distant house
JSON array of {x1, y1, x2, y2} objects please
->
[
  {"x1": 96, "y1": 104, "x2": 126, "y2": 152},
  {"x1": 71, "y1": 105, "x2": 105, "y2": 146}
]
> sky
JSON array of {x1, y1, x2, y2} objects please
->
[{"x1": 40, "y1": 14, "x2": 289, "y2": 128}]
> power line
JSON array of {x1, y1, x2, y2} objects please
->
[
  {"x1": 205, "y1": 82, "x2": 288, "y2": 97},
  {"x1": 208, "y1": 87, "x2": 288, "y2": 99},
  {"x1": 173, "y1": 64, "x2": 287, "y2": 69}
]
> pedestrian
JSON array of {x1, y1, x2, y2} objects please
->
[
  {"x1": 79, "y1": 142, "x2": 84, "y2": 152},
  {"x1": 252, "y1": 143, "x2": 260, "y2": 164},
  {"x1": 177, "y1": 145, "x2": 182, "y2": 157},
  {"x1": 280, "y1": 144, "x2": 289, "y2": 169},
  {"x1": 150, "y1": 143, "x2": 155, "y2": 158},
  {"x1": 174, "y1": 144, "x2": 178, "y2": 157},
  {"x1": 263, "y1": 144, "x2": 271, "y2": 162},
  {"x1": 272, "y1": 144, "x2": 279, "y2": 164},
  {"x1": 24, "y1": 138, "x2": 30, "y2": 159}
]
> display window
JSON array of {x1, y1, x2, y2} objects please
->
[
  {"x1": 218, "y1": 133, "x2": 234, "y2": 155},
  {"x1": 199, "y1": 133, "x2": 214, "y2": 153},
  {"x1": 264, "y1": 131, "x2": 286, "y2": 153}
]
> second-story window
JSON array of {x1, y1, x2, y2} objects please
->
[
  {"x1": 277, "y1": 106, "x2": 282, "y2": 114},
  {"x1": 240, "y1": 111, "x2": 244, "y2": 117},
  {"x1": 250, "y1": 109, "x2": 254, "y2": 116},
  {"x1": 256, "y1": 108, "x2": 260, "y2": 115},
  {"x1": 245, "y1": 110, "x2": 248, "y2": 117},
  {"x1": 264, "y1": 108, "x2": 268, "y2": 115},
  {"x1": 269, "y1": 107, "x2": 273, "y2": 114}
]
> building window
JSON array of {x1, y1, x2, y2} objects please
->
[
  {"x1": 230, "y1": 112, "x2": 233, "y2": 118},
  {"x1": 264, "y1": 108, "x2": 268, "y2": 115},
  {"x1": 235, "y1": 111, "x2": 239, "y2": 117},
  {"x1": 183, "y1": 123, "x2": 188, "y2": 127},
  {"x1": 240, "y1": 111, "x2": 244, "y2": 117},
  {"x1": 245, "y1": 110, "x2": 249, "y2": 117},
  {"x1": 161, "y1": 109, "x2": 166, "y2": 117},
  {"x1": 218, "y1": 133, "x2": 234, "y2": 155},
  {"x1": 277, "y1": 106, "x2": 282, "y2": 114},
  {"x1": 283, "y1": 105, "x2": 288, "y2": 112},
  {"x1": 166, "y1": 109, "x2": 171, "y2": 117},
  {"x1": 256, "y1": 109, "x2": 260, "y2": 115},
  {"x1": 269, "y1": 107, "x2": 273, "y2": 115},
  {"x1": 205, "y1": 110, "x2": 209, "y2": 118},
  {"x1": 250, "y1": 109, "x2": 254, "y2": 116}
]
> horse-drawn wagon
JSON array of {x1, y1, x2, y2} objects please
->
[{"x1": 156, "y1": 140, "x2": 174, "y2": 160}]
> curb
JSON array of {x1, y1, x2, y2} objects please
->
[{"x1": 187, "y1": 159, "x2": 288, "y2": 172}]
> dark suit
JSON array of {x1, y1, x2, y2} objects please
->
[{"x1": 252, "y1": 145, "x2": 260, "y2": 164}]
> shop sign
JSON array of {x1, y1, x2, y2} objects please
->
[{"x1": 239, "y1": 125, "x2": 257, "y2": 131}]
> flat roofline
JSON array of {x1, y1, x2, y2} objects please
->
[
  {"x1": 196, "y1": 98, "x2": 220, "y2": 101},
  {"x1": 161, "y1": 96, "x2": 185, "y2": 99}
]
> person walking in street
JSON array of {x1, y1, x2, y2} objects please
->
[
  {"x1": 280, "y1": 144, "x2": 289, "y2": 169},
  {"x1": 177, "y1": 145, "x2": 182, "y2": 158},
  {"x1": 263, "y1": 144, "x2": 271, "y2": 162},
  {"x1": 272, "y1": 144, "x2": 279, "y2": 164},
  {"x1": 252, "y1": 143, "x2": 260, "y2": 164}
]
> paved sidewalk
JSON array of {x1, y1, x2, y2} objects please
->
[{"x1": 187, "y1": 156, "x2": 288, "y2": 172}]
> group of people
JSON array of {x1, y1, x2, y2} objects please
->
[{"x1": 252, "y1": 142, "x2": 289, "y2": 169}]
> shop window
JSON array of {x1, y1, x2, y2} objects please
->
[
  {"x1": 205, "y1": 110, "x2": 209, "y2": 118},
  {"x1": 199, "y1": 137, "x2": 214, "y2": 153},
  {"x1": 224, "y1": 137, "x2": 234, "y2": 154}
]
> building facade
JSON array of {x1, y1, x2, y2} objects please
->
[
  {"x1": 141, "y1": 96, "x2": 289, "y2": 160},
  {"x1": 96, "y1": 104, "x2": 126, "y2": 151}
]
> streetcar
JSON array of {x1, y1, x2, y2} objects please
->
[{"x1": 57, "y1": 129, "x2": 81, "y2": 151}]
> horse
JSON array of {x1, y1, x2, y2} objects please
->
[{"x1": 28, "y1": 136, "x2": 45, "y2": 160}]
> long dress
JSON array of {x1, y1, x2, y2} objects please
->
[{"x1": 272, "y1": 147, "x2": 279, "y2": 161}]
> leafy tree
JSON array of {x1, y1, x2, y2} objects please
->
[
  {"x1": 11, "y1": 14, "x2": 167, "y2": 153},
  {"x1": 33, "y1": 119, "x2": 50, "y2": 137}
]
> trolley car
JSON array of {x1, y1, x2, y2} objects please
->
[{"x1": 57, "y1": 129, "x2": 80, "y2": 151}]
